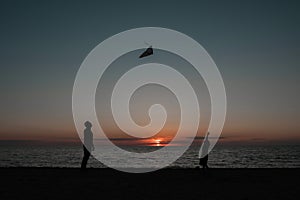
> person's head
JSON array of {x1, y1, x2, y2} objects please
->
[{"x1": 84, "y1": 121, "x2": 92, "y2": 128}]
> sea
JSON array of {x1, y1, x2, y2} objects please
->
[{"x1": 0, "y1": 142, "x2": 299, "y2": 168}]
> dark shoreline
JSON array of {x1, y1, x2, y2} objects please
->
[{"x1": 1, "y1": 168, "x2": 299, "y2": 200}]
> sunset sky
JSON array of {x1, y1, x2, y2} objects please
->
[{"x1": 0, "y1": 1, "x2": 299, "y2": 144}]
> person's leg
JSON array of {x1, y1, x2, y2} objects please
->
[
  {"x1": 204, "y1": 155, "x2": 209, "y2": 169},
  {"x1": 81, "y1": 147, "x2": 90, "y2": 169},
  {"x1": 81, "y1": 156, "x2": 87, "y2": 169},
  {"x1": 202, "y1": 162, "x2": 206, "y2": 172}
]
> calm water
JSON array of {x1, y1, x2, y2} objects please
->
[{"x1": 0, "y1": 143, "x2": 299, "y2": 168}]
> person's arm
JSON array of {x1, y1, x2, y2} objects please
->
[{"x1": 91, "y1": 132, "x2": 95, "y2": 151}]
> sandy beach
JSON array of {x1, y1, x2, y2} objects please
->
[{"x1": 0, "y1": 168, "x2": 299, "y2": 200}]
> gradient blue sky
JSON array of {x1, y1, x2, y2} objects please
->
[{"x1": 0, "y1": 0, "x2": 299, "y2": 143}]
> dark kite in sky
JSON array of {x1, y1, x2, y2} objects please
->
[{"x1": 139, "y1": 46, "x2": 153, "y2": 58}]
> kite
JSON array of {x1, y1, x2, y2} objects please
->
[{"x1": 139, "y1": 46, "x2": 153, "y2": 58}]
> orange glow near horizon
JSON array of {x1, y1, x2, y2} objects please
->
[
  {"x1": 154, "y1": 139, "x2": 162, "y2": 146},
  {"x1": 137, "y1": 137, "x2": 169, "y2": 147},
  {"x1": 1, "y1": 128, "x2": 300, "y2": 145}
]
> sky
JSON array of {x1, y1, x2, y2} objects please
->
[{"x1": 0, "y1": 0, "x2": 299, "y2": 144}]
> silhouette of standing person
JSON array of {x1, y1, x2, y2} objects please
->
[
  {"x1": 81, "y1": 121, "x2": 94, "y2": 169},
  {"x1": 199, "y1": 132, "x2": 210, "y2": 171}
]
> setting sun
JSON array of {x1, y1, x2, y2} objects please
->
[{"x1": 153, "y1": 138, "x2": 162, "y2": 146}]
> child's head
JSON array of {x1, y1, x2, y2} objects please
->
[{"x1": 84, "y1": 121, "x2": 92, "y2": 128}]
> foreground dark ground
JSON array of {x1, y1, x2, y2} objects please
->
[{"x1": 0, "y1": 168, "x2": 299, "y2": 200}]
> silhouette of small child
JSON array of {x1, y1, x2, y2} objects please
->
[
  {"x1": 81, "y1": 121, "x2": 94, "y2": 169},
  {"x1": 199, "y1": 132, "x2": 210, "y2": 171}
]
